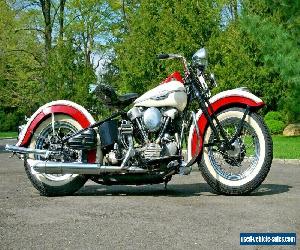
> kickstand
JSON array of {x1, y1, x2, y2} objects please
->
[
  {"x1": 163, "y1": 176, "x2": 172, "y2": 190},
  {"x1": 164, "y1": 181, "x2": 168, "y2": 190}
]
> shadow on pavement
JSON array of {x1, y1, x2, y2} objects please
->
[
  {"x1": 250, "y1": 184, "x2": 292, "y2": 196},
  {"x1": 75, "y1": 183, "x2": 211, "y2": 197},
  {"x1": 74, "y1": 183, "x2": 292, "y2": 197}
]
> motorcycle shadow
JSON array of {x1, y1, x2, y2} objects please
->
[
  {"x1": 74, "y1": 183, "x2": 291, "y2": 197},
  {"x1": 250, "y1": 183, "x2": 292, "y2": 196},
  {"x1": 75, "y1": 183, "x2": 212, "y2": 197}
]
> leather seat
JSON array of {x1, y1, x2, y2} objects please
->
[
  {"x1": 118, "y1": 93, "x2": 139, "y2": 106},
  {"x1": 94, "y1": 84, "x2": 139, "y2": 108}
]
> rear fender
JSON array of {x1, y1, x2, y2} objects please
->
[
  {"x1": 187, "y1": 88, "x2": 265, "y2": 163},
  {"x1": 16, "y1": 100, "x2": 97, "y2": 163}
]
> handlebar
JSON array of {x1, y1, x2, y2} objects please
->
[
  {"x1": 156, "y1": 53, "x2": 183, "y2": 60},
  {"x1": 156, "y1": 54, "x2": 170, "y2": 60},
  {"x1": 156, "y1": 53, "x2": 190, "y2": 75}
]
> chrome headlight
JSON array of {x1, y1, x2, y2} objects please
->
[{"x1": 192, "y1": 47, "x2": 208, "y2": 69}]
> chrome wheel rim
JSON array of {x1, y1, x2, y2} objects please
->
[
  {"x1": 34, "y1": 121, "x2": 80, "y2": 181},
  {"x1": 208, "y1": 117, "x2": 260, "y2": 181}
]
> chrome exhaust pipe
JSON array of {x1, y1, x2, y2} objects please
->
[
  {"x1": 27, "y1": 159, "x2": 147, "y2": 175},
  {"x1": 5, "y1": 145, "x2": 49, "y2": 156}
]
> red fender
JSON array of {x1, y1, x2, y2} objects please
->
[
  {"x1": 17, "y1": 100, "x2": 96, "y2": 163},
  {"x1": 187, "y1": 89, "x2": 265, "y2": 162}
]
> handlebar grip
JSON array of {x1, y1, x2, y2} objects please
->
[{"x1": 156, "y1": 54, "x2": 170, "y2": 59}]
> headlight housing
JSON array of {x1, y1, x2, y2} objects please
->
[{"x1": 192, "y1": 47, "x2": 208, "y2": 69}]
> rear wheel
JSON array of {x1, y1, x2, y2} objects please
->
[
  {"x1": 25, "y1": 115, "x2": 88, "y2": 196},
  {"x1": 200, "y1": 108, "x2": 273, "y2": 195}
]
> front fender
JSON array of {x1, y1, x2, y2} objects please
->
[
  {"x1": 16, "y1": 100, "x2": 97, "y2": 162},
  {"x1": 187, "y1": 88, "x2": 264, "y2": 163}
]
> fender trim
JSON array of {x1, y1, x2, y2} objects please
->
[
  {"x1": 17, "y1": 100, "x2": 95, "y2": 147},
  {"x1": 17, "y1": 101, "x2": 97, "y2": 163},
  {"x1": 187, "y1": 89, "x2": 264, "y2": 162}
]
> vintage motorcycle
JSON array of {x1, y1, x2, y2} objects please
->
[{"x1": 6, "y1": 48, "x2": 273, "y2": 196}]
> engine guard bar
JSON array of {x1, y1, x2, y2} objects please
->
[{"x1": 27, "y1": 159, "x2": 148, "y2": 175}]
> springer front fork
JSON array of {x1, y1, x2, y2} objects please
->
[
  {"x1": 202, "y1": 102, "x2": 251, "y2": 151},
  {"x1": 189, "y1": 84, "x2": 251, "y2": 153}
]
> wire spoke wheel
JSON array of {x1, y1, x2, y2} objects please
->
[
  {"x1": 200, "y1": 108, "x2": 273, "y2": 195},
  {"x1": 25, "y1": 115, "x2": 88, "y2": 196},
  {"x1": 208, "y1": 118, "x2": 260, "y2": 181},
  {"x1": 34, "y1": 121, "x2": 81, "y2": 181}
]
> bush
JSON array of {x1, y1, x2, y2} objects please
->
[
  {"x1": 0, "y1": 111, "x2": 19, "y2": 132},
  {"x1": 264, "y1": 111, "x2": 286, "y2": 134},
  {"x1": 264, "y1": 111, "x2": 285, "y2": 122},
  {"x1": 265, "y1": 119, "x2": 286, "y2": 134}
]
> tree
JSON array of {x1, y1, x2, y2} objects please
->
[
  {"x1": 0, "y1": 1, "x2": 43, "y2": 113},
  {"x1": 108, "y1": 0, "x2": 221, "y2": 94},
  {"x1": 40, "y1": 0, "x2": 52, "y2": 53},
  {"x1": 0, "y1": 0, "x2": 114, "y2": 130},
  {"x1": 0, "y1": 1, "x2": 43, "y2": 130},
  {"x1": 240, "y1": 0, "x2": 300, "y2": 121},
  {"x1": 207, "y1": 0, "x2": 300, "y2": 121}
]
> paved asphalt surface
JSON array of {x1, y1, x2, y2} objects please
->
[{"x1": 0, "y1": 139, "x2": 299, "y2": 249}]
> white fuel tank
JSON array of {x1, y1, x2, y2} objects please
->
[{"x1": 134, "y1": 81, "x2": 187, "y2": 111}]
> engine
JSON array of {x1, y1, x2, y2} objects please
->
[
  {"x1": 143, "y1": 107, "x2": 162, "y2": 132},
  {"x1": 102, "y1": 106, "x2": 179, "y2": 166},
  {"x1": 127, "y1": 106, "x2": 179, "y2": 159}
]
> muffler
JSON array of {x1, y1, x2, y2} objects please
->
[
  {"x1": 5, "y1": 144, "x2": 49, "y2": 157},
  {"x1": 27, "y1": 159, "x2": 147, "y2": 175}
]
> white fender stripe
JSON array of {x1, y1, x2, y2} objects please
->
[{"x1": 17, "y1": 100, "x2": 95, "y2": 146}]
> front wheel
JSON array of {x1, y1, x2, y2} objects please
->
[{"x1": 200, "y1": 108, "x2": 273, "y2": 195}]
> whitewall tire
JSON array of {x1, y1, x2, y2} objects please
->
[
  {"x1": 25, "y1": 115, "x2": 87, "y2": 196},
  {"x1": 200, "y1": 108, "x2": 273, "y2": 195}
]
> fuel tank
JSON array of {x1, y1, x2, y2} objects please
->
[{"x1": 134, "y1": 80, "x2": 187, "y2": 111}]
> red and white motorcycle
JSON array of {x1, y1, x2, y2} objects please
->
[{"x1": 6, "y1": 48, "x2": 273, "y2": 196}]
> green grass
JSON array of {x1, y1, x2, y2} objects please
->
[
  {"x1": 272, "y1": 135, "x2": 300, "y2": 159},
  {"x1": 0, "y1": 131, "x2": 18, "y2": 138}
]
